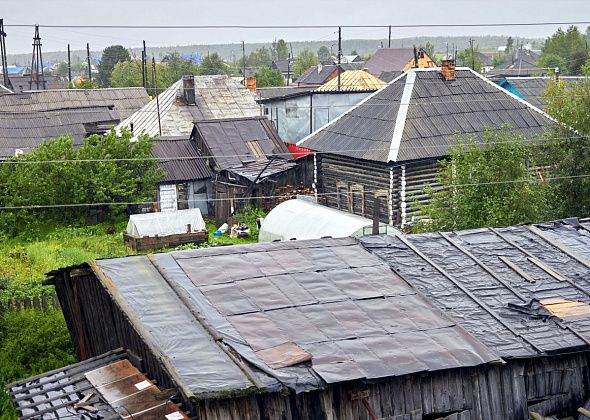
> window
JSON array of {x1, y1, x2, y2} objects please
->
[
  {"x1": 336, "y1": 181, "x2": 349, "y2": 211},
  {"x1": 286, "y1": 103, "x2": 299, "y2": 118},
  {"x1": 350, "y1": 184, "x2": 365, "y2": 216}
]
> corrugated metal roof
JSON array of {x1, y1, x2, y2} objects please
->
[
  {"x1": 298, "y1": 68, "x2": 557, "y2": 163},
  {"x1": 88, "y1": 236, "x2": 499, "y2": 397},
  {"x1": 193, "y1": 116, "x2": 292, "y2": 175},
  {"x1": 315, "y1": 70, "x2": 386, "y2": 92},
  {"x1": 0, "y1": 87, "x2": 149, "y2": 119},
  {"x1": 152, "y1": 136, "x2": 213, "y2": 182},
  {"x1": 8, "y1": 75, "x2": 68, "y2": 93},
  {"x1": 116, "y1": 76, "x2": 260, "y2": 140},
  {"x1": 360, "y1": 218, "x2": 590, "y2": 359}
]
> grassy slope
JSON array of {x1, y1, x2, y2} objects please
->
[{"x1": 0, "y1": 209, "x2": 262, "y2": 418}]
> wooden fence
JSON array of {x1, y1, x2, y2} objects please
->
[{"x1": 0, "y1": 293, "x2": 61, "y2": 312}]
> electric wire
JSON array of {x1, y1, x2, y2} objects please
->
[{"x1": 0, "y1": 172, "x2": 588, "y2": 211}]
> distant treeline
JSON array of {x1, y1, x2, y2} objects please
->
[{"x1": 6, "y1": 36, "x2": 542, "y2": 65}]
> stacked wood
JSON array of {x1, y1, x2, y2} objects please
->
[{"x1": 272, "y1": 184, "x2": 318, "y2": 205}]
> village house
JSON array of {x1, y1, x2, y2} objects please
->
[
  {"x1": 0, "y1": 87, "x2": 150, "y2": 159},
  {"x1": 271, "y1": 58, "x2": 295, "y2": 84},
  {"x1": 151, "y1": 136, "x2": 213, "y2": 215},
  {"x1": 487, "y1": 48, "x2": 547, "y2": 78},
  {"x1": 296, "y1": 62, "x2": 557, "y2": 228},
  {"x1": 189, "y1": 116, "x2": 296, "y2": 222},
  {"x1": 12, "y1": 217, "x2": 590, "y2": 419},
  {"x1": 258, "y1": 70, "x2": 386, "y2": 142},
  {"x1": 293, "y1": 62, "x2": 365, "y2": 88},
  {"x1": 115, "y1": 75, "x2": 261, "y2": 139}
]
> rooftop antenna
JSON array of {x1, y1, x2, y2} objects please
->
[
  {"x1": 0, "y1": 19, "x2": 13, "y2": 90},
  {"x1": 29, "y1": 24, "x2": 45, "y2": 90}
]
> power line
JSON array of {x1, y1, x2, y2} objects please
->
[
  {"x1": 0, "y1": 172, "x2": 588, "y2": 211},
  {"x1": 4, "y1": 22, "x2": 590, "y2": 29},
  {"x1": 0, "y1": 134, "x2": 586, "y2": 165}
]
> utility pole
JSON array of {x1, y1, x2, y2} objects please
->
[
  {"x1": 141, "y1": 40, "x2": 147, "y2": 89},
  {"x1": 469, "y1": 38, "x2": 475, "y2": 70},
  {"x1": 67, "y1": 43, "x2": 72, "y2": 84},
  {"x1": 242, "y1": 41, "x2": 246, "y2": 86},
  {"x1": 337, "y1": 26, "x2": 342, "y2": 91},
  {"x1": 86, "y1": 42, "x2": 92, "y2": 83},
  {"x1": 445, "y1": 42, "x2": 449, "y2": 60},
  {"x1": 30, "y1": 25, "x2": 45, "y2": 90},
  {"x1": 287, "y1": 52, "x2": 291, "y2": 86},
  {"x1": 388, "y1": 25, "x2": 391, "y2": 48},
  {"x1": 0, "y1": 19, "x2": 13, "y2": 90},
  {"x1": 152, "y1": 57, "x2": 162, "y2": 136}
]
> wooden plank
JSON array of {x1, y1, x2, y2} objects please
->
[
  {"x1": 498, "y1": 256, "x2": 536, "y2": 283},
  {"x1": 527, "y1": 256, "x2": 566, "y2": 282}
]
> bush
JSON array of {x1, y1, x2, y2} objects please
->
[
  {"x1": 0, "y1": 130, "x2": 164, "y2": 238},
  {"x1": 0, "y1": 309, "x2": 76, "y2": 419}
]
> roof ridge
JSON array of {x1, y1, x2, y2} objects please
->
[
  {"x1": 387, "y1": 70, "x2": 416, "y2": 162},
  {"x1": 296, "y1": 71, "x2": 409, "y2": 147}
]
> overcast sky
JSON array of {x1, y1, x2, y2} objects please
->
[{"x1": 2, "y1": 0, "x2": 589, "y2": 53}]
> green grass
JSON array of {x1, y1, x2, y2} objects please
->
[
  {"x1": 0, "y1": 208, "x2": 263, "y2": 418},
  {"x1": 0, "y1": 309, "x2": 75, "y2": 420}
]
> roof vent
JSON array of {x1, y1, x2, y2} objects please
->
[
  {"x1": 441, "y1": 60, "x2": 456, "y2": 81},
  {"x1": 182, "y1": 75, "x2": 196, "y2": 105}
]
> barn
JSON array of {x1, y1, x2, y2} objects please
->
[{"x1": 28, "y1": 217, "x2": 590, "y2": 419}]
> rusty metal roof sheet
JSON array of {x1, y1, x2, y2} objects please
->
[
  {"x1": 8, "y1": 351, "x2": 123, "y2": 419},
  {"x1": 90, "y1": 237, "x2": 499, "y2": 398},
  {"x1": 315, "y1": 70, "x2": 386, "y2": 92},
  {"x1": 360, "y1": 218, "x2": 590, "y2": 359}
]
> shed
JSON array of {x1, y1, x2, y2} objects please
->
[
  {"x1": 190, "y1": 116, "x2": 298, "y2": 222},
  {"x1": 152, "y1": 136, "x2": 213, "y2": 214},
  {"x1": 43, "y1": 218, "x2": 590, "y2": 419},
  {"x1": 123, "y1": 208, "x2": 207, "y2": 251},
  {"x1": 258, "y1": 198, "x2": 396, "y2": 242}
]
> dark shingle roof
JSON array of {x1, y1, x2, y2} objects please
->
[
  {"x1": 379, "y1": 70, "x2": 403, "y2": 82},
  {"x1": 152, "y1": 136, "x2": 214, "y2": 182},
  {"x1": 295, "y1": 63, "x2": 364, "y2": 86},
  {"x1": 85, "y1": 237, "x2": 499, "y2": 397},
  {"x1": 298, "y1": 68, "x2": 556, "y2": 163},
  {"x1": 0, "y1": 108, "x2": 119, "y2": 158},
  {"x1": 487, "y1": 50, "x2": 546, "y2": 78},
  {"x1": 0, "y1": 87, "x2": 150, "y2": 120},
  {"x1": 365, "y1": 48, "x2": 415, "y2": 76},
  {"x1": 361, "y1": 218, "x2": 590, "y2": 359},
  {"x1": 7, "y1": 75, "x2": 69, "y2": 93},
  {"x1": 271, "y1": 59, "x2": 294, "y2": 73},
  {"x1": 192, "y1": 116, "x2": 295, "y2": 179},
  {"x1": 501, "y1": 77, "x2": 586, "y2": 110}
]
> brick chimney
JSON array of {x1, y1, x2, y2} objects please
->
[
  {"x1": 182, "y1": 75, "x2": 196, "y2": 105},
  {"x1": 441, "y1": 60, "x2": 456, "y2": 81}
]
